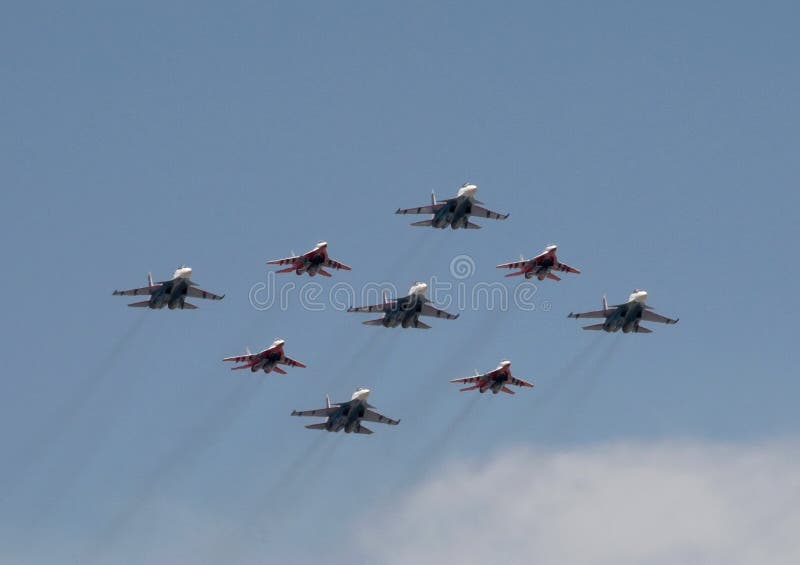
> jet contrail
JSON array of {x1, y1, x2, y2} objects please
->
[{"x1": 2, "y1": 312, "x2": 148, "y2": 496}]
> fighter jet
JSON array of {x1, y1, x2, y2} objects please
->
[
  {"x1": 568, "y1": 289, "x2": 679, "y2": 333},
  {"x1": 112, "y1": 266, "x2": 224, "y2": 309},
  {"x1": 395, "y1": 182, "x2": 509, "y2": 229},
  {"x1": 346, "y1": 281, "x2": 459, "y2": 329},
  {"x1": 291, "y1": 388, "x2": 400, "y2": 434},
  {"x1": 222, "y1": 339, "x2": 306, "y2": 374},
  {"x1": 450, "y1": 360, "x2": 534, "y2": 395},
  {"x1": 266, "y1": 241, "x2": 351, "y2": 277},
  {"x1": 496, "y1": 244, "x2": 581, "y2": 281}
]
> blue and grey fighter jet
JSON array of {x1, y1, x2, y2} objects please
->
[
  {"x1": 568, "y1": 289, "x2": 678, "y2": 333},
  {"x1": 291, "y1": 388, "x2": 400, "y2": 434},
  {"x1": 395, "y1": 183, "x2": 509, "y2": 229},
  {"x1": 112, "y1": 266, "x2": 224, "y2": 310},
  {"x1": 346, "y1": 281, "x2": 459, "y2": 329}
]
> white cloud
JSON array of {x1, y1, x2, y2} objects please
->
[{"x1": 356, "y1": 441, "x2": 800, "y2": 565}]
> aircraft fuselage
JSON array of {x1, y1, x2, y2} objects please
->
[
  {"x1": 432, "y1": 195, "x2": 473, "y2": 229},
  {"x1": 149, "y1": 278, "x2": 190, "y2": 310},
  {"x1": 603, "y1": 301, "x2": 645, "y2": 333}
]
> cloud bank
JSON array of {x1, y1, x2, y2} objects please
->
[{"x1": 356, "y1": 441, "x2": 800, "y2": 565}]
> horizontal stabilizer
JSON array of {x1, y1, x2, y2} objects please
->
[
  {"x1": 354, "y1": 424, "x2": 373, "y2": 435},
  {"x1": 635, "y1": 325, "x2": 653, "y2": 333},
  {"x1": 231, "y1": 364, "x2": 254, "y2": 371},
  {"x1": 505, "y1": 270, "x2": 526, "y2": 277},
  {"x1": 272, "y1": 366, "x2": 287, "y2": 375},
  {"x1": 581, "y1": 323, "x2": 606, "y2": 331},
  {"x1": 127, "y1": 300, "x2": 151, "y2": 308},
  {"x1": 460, "y1": 385, "x2": 480, "y2": 392},
  {"x1": 362, "y1": 318, "x2": 385, "y2": 326},
  {"x1": 317, "y1": 268, "x2": 332, "y2": 277},
  {"x1": 181, "y1": 302, "x2": 198, "y2": 310},
  {"x1": 465, "y1": 221, "x2": 482, "y2": 229},
  {"x1": 275, "y1": 266, "x2": 297, "y2": 274},
  {"x1": 500, "y1": 386, "x2": 516, "y2": 395},
  {"x1": 413, "y1": 320, "x2": 431, "y2": 329},
  {"x1": 305, "y1": 423, "x2": 328, "y2": 431},
  {"x1": 410, "y1": 219, "x2": 434, "y2": 227},
  {"x1": 546, "y1": 273, "x2": 561, "y2": 281}
]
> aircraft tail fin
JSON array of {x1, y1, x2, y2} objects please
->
[
  {"x1": 305, "y1": 423, "x2": 328, "y2": 431},
  {"x1": 500, "y1": 386, "x2": 516, "y2": 395},
  {"x1": 127, "y1": 300, "x2": 151, "y2": 308},
  {"x1": 362, "y1": 318, "x2": 385, "y2": 326},
  {"x1": 147, "y1": 272, "x2": 154, "y2": 287},
  {"x1": 326, "y1": 394, "x2": 331, "y2": 409},
  {"x1": 354, "y1": 424, "x2": 373, "y2": 435},
  {"x1": 413, "y1": 319, "x2": 431, "y2": 329},
  {"x1": 635, "y1": 325, "x2": 653, "y2": 333},
  {"x1": 582, "y1": 323, "x2": 606, "y2": 331},
  {"x1": 602, "y1": 294, "x2": 608, "y2": 313},
  {"x1": 465, "y1": 221, "x2": 482, "y2": 229},
  {"x1": 410, "y1": 219, "x2": 434, "y2": 227},
  {"x1": 181, "y1": 302, "x2": 198, "y2": 310},
  {"x1": 431, "y1": 191, "x2": 436, "y2": 206},
  {"x1": 546, "y1": 273, "x2": 561, "y2": 281}
]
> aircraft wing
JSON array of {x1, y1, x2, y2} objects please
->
[
  {"x1": 509, "y1": 376, "x2": 534, "y2": 388},
  {"x1": 112, "y1": 284, "x2": 162, "y2": 297},
  {"x1": 450, "y1": 374, "x2": 484, "y2": 385},
  {"x1": 186, "y1": 286, "x2": 225, "y2": 301},
  {"x1": 222, "y1": 353, "x2": 258, "y2": 363},
  {"x1": 282, "y1": 355, "x2": 307, "y2": 368},
  {"x1": 347, "y1": 302, "x2": 394, "y2": 313},
  {"x1": 324, "y1": 258, "x2": 352, "y2": 271},
  {"x1": 496, "y1": 259, "x2": 531, "y2": 270},
  {"x1": 291, "y1": 407, "x2": 337, "y2": 418},
  {"x1": 568, "y1": 309, "x2": 610, "y2": 319},
  {"x1": 555, "y1": 262, "x2": 581, "y2": 274},
  {"x1": 420, "y1": 303, "x2": 459, "y2": 319},
  {"x1": 266, "y1": 255, "x2": 301, "y2": 266},
  {"x1": 471, "y1": 205, "x2": 509, "y2": 220},
  {"x1": 395, "y1": 203, "x2": 445, "y2": 215},
  {"x1": 641, "y1": 309, "x2": 679, "y2": 325},
  {"x1": 362, "y1": 409, "x2": 400, "y2": 426}
]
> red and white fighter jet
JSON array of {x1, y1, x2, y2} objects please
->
[
  {"x1": 222, "y1": 339, "x2": 307, "y2": 374},
  {"x1": 496, "y1": 244, "x2": 580, "y2": 281},
  {"x1": 267, "y1": 241, "x2": 351, "y2": 277},
  {"x1": 450, "y1": 360, "x2": 534, "y2": 395}
]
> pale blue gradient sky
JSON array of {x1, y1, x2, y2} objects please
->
[{"x1": 1, "y1": 2, "x2": 798, "y2": 563}]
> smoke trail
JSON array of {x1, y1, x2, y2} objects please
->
[
  {"x1": 205, "y1": 433, "x2": 333, "y2": 564},
  {"x1": 528, "y1": 334, "x2": 606, "y2": 413},
  {"x1": 557, "y1": 336, "x2": 623, "y2": 439},
  {"x1": 2, "y1": 312, "x2": 148, "y2": 494},
  {"x1": 81, "y1": 377, "x2": 258, "y2": 564},
  {"x1": 406, "y1": 395, "x2": 481, "y2": 487}
]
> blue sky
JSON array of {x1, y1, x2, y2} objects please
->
[{"x1": 1, "y1": 2, "x2": 799, "y2": 563}]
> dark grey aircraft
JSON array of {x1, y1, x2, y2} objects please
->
[
  {"x1": 346, "y1": 282, "x2": 459, "y2": 329},
  {"x1": 291, "y1": 388, "x2": 400, "y2": 434},
  {"x1": 395, "y1": 183, "x2": 509, "y2": 229},
  {"x1": 568, "y1": 289, "x2": 678, "y2": 333},
  {"x1": 112, "y1": 266, "x2": 224, "y2": 309}
]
